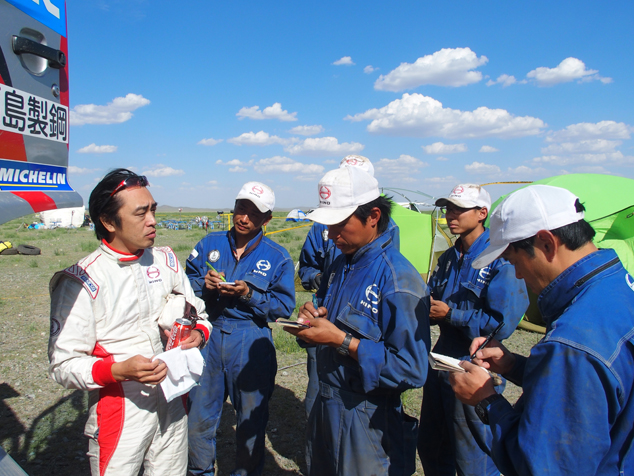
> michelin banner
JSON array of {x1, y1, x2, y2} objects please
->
[{"x1": 0, "y1": 159, "x2": 74, "y2": 192}]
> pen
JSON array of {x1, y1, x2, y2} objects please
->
[
  {"x1": 312, "y1": 293, "x2": 319, "y2": 309},
  {"x1": 206, "y1": 261, "x2": 226, "y2": 282},
  {"x1": 470, "y1": 321, "x2": 505, "y2": 360}
]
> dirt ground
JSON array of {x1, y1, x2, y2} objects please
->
[{"x1": 0, "y1": 215, "x2": 542, "y2": 475}]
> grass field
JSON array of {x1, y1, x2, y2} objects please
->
[{"x1": 0, "y1": 212, "x2": 541, "y2": 475}]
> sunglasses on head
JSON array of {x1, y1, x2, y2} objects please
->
[{"x1": 109, "y1": 175, "x2": 150, "y2": 198}]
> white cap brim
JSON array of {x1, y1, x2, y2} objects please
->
[
  {"x1": 306, "y1": 205, "x2": 357, "y2": 225},
  {"x1": 472, "y1": 243, "x2": 509, "y2": 269}
]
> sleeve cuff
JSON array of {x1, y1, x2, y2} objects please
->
[
  {"x1": 194, "y1": 322, "x2": 211, "y2": 341},
  {"x1": 92, "y1": 358, "x2": 116, "y2": 386}
]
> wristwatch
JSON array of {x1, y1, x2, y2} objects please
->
[
  {"x1": 475, "y1": 393, "x2": 505, "y2": 425},
  {"x1": 239, "y1": 285, "x2": 253, "y2": 303},
  {"x1": 337, "y1": 333, "x2": 353, "y2": 356},
  {"x1": 444, "y1": 307, "x2": 452, "y2": 323}
]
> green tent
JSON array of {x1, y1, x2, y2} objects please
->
[
  {"x1": 489, "y1": 173, "x2": 634, "y2": 331},
  {"x1": 489, "y1": 173, "x2": 634, "y2": 274},
  {"x1": 390, "y1": 204, "x2": 453, "y2": 281}
]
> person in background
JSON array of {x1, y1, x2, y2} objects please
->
[
  {"x1": 48, "y1": 168, "x2": 211, "y2": 476},
  {"x1": 287, "y1": 166, "x2": 430, "y2": 476},
  {"x1": 186, "y1": 182, "x2": 295, "y2": 476},
  {"x1": 450, "y1": 184, "x2": 634, "y2": 476},
  {"x1": 418, "y1": 184, "x2": 528, "y2": 476}
]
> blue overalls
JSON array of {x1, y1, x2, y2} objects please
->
[
  {"x1": 486, "y1": 250, "x2": 634, "y2": 476},
  {"x1": 298, "y1": 219, "x2": 401, "y2": 417},
  {"x1": 185, "y1": 229, "x2": 295, "y2": 476},
  {"x1": 307, "y1": 225, "x2": 430, "y2": 476},
  {"x1": 418, "y1": 229, "x2": 528, "y2": 476}
]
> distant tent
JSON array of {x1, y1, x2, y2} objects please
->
[
  {"x1": 489, "y1": 173, "x2": 634, "y2": 332},
  {"x1": 286, "y1": 209, "x2": 310, "y2": 222},
  {"x1": 40, "y1": 206, "x2": 85, "y2": 228}
]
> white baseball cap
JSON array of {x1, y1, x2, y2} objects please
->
[
  {"x1": 235, "y1": 181, "x2": 275, "y2": 212},
  {"x1": 436, "y1": 184, "x2": 491, "y2": 210},
  {"x1": 473, "y1": 185, "x2": 585, "y2": 269},
  {"x1": 339, "y1": 155, "x2": 375, "y2": 177},
  {"x1": 306, "y1": 166, "x2": 380, "y2": 225}
]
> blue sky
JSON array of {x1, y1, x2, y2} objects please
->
[{"x1": 65, "y1": 0, "x2": 634, "y2": 210}]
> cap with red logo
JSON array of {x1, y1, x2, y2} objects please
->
[
  {"x1": 235, "y1": 182, "x2": 275, "y2": 212},
  {"x1": 435, "y1": 183, "x2": 491, "y2": 210},
  {"x1": 339, "y1": 155, "x2": 374, "y2": 177},
  {"x1": 306, "y1": 167, "x2": 379, "y2": 225}
]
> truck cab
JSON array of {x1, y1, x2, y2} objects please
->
[{"x1": 0, "y1": 0, "x2": 81, "y2": 224}]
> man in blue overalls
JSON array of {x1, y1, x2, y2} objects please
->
[
  {"x1": 286, "y1": 166, "x2": 430, "y2": 476},
  {"x1": 297, "y1": 155, "x2": 375, "y2": 417},
  {"x1": 418, "y1": 184, "x2": 528, "y2": 476},
  {"x1": 186, "y1": 182, "x2": 296, "y2": 476}
]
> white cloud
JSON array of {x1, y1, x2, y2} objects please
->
[
  {"x1": 346, "y1": 93, "x2": 546, "y2": 139},
  {"x1": 465, "y1": 161, "x2": 501, "y2": 174},
  {"x1": 526, "y1": 57, "x2": 612, "y2": 87},
  {"x1": 77, "y1": 143, "x2": 117, "y2": 154},
  {"x1": 236, "y1": 102, "x2": 297, "y2": 122},
  {"x1": 479, "y1": 145, "x2": 499, "y2": 153},
  {"x1": 486, "y1": 74, "x2": 517, "y2": 87},
  {"x1": 374, "y1": 48, "x2": 488, "y2": 91},
  {"x1": 284, "y1": 137, "x2": 364, "y2": 157},
  {"x1": 424, "y1": 176, "x2": 457, "y2": 184},
  {"x1": 364, "y1": 65, "x2": 377, "y2": 74},
  {"x1": 422, "y1": 142, "x2": 467, "y2": 154},
  {"x1": 541, "y1": 139, "x2": 621, "y2": 155},
  {"x1": 216, "y1": 159, "x2": 252, "y2": 167},
  {"x1": 288, "y1": 125, "x2": 324, "y2": 136},
  {"x1": 198, "y1": 138, "x2": 223, "y2": 146},
  {"x1": 229, "y1": 166, "x2": 247, "y2": 173},
  {"x1": 436, "y1": 156, "x2": 449, "y2": 161},
  {"x1": 546, "y1": 121, "x2": 632, "y2": 142},
  {"x1": 333, "y1": 56, "x2": 354, "y2": 66},
  {"x1": 70, "y1": 93, "x2": 150, "y2": 126},
  {"x1": 227, "y1": 131, "x2": 294, "y2": 146},
  {"x1": 531, "y1": 151, "x2": 626, "y2": 166},
  {"x1": 253, "y1": 156, "x2": 325, "y2": 175},
  {"x1": 375, "y1": 154, "x2": 429, "y2": 175},
  {"x1": 142, "y1": 165, "x2": 185, "y2": 177},
  {"x1": 68, "y1": 166, "x2": 98, "y2": 174}
]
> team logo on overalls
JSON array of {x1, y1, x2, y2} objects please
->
[
  {"x1": 322, "y1": 229, "x2": 329, "y2": 241},
  {"x1": 253, "y1": 260, "x2": 271, "y2": 277},
  {"x1": 361, "y1": 284, "x2": 381, "y2": 314},
  {"x1": 626, "y1": 273, "x2": 634, "y2": 292},
  {"x1": 256, "y1": 260, "x2": 271, "y2": 271},
  {"x1": 146, "y1": 266, "x2": 160, "y2": 279},
  {"x1": 208, "y1": 250, "x2": 220, "y2": 263},
  {"x1": 477, "y1": 267, "x2": 492, "y2": 285}
]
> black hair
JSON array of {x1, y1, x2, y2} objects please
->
[
  {"x1": 509, "y1": 200, "x2": 595, "y2": 255},
  {"x1": 88, "y1": 168, "x2": 146, "y2": 241},
  {"x1": 353, "y1": 195, "x2": 393, "y2": 234}
]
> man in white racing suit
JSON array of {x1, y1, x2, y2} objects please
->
[{"x1": 48, "y1": 168, "x2": 212, "y2": 476}]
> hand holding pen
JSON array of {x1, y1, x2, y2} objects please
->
[{"x1": 470, "y1": 321, "x2": 505, "y2": 361}]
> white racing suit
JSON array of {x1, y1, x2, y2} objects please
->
[{"x1": 48, "y1": 241, "x2": 212, "y2": 476}]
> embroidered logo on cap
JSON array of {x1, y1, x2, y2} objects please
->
[
  {"x1": 345, "y1": 158, "x2": 359, "y2": 166},
  {"x1": 319, "y1": 186, "x2": 331, "y2": 200},
  {"x1": 252, "y1": 185, "x2": 264, "y2": 195},
  {"x1": 452, "y1": 186, "x2": 464, "y2": 195}
]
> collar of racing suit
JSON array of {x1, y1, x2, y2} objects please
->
[
  {"x1": 227, "y1": 228, "x2": 264, "y2": 261},
  {"x1": 100, "y1": 239, "x2": 145, "y2": 263},
  {"x1": 537, "y1": 248, "x2": 621, "y2": 327},
  {"x1": 346, "y1": 224, "x2": 397, "y2": 266}
]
